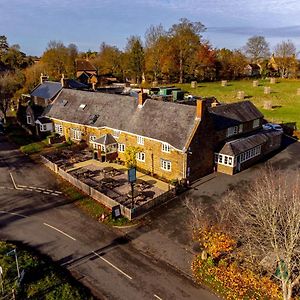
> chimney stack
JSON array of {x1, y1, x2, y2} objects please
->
[
  {"x1": 196, "y1": 99, "x2": 205, "y2": 119},
  {"x1": 40, "y1": 73, "x2": 48, "y2": 84},
  {"x1": 60, "y1": 74, "x2": 66, "y2": 88},
  {"x1": 138, "y1": 90, "x2": 148, "y2": 108},
  {"x1": 211, "y1": 98, "x2": 220, "y2": 108}
]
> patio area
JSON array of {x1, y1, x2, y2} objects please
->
[{"x1": 43, "y1": 149, "x2": 172, "y2": 212}]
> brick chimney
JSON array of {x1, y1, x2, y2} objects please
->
[
  {"x1": 196, "y1": 99, "x2": 205, "y2": 119},
  {"x1": 138, "y1": 89, "x2": 148, "y2": 108}
]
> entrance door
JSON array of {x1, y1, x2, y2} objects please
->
[
  {"x1": 236, "y1": 155, "x2": 241, "y2": 172},
  {"x1": 93, "y1": 152, "x2": 98, "y2": 160}
]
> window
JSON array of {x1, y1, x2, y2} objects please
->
[
  {"x1": 118, "y1": 143, "x2": 125, "y2": 152},
  {"x1": 161, "y1": 159, "x2": 172, "y2": 171},
  {"x1": 137, "y1": 135, "x2": 144, "y2": 145},
  {"x1": 239, "y1": 145, "x2": 261, "y2": 163},
  {"x1": 253, "y1": 119, "x2": 260, "y2": 128},
  {"x1": 54, "y1": 124, "x2": 63, "y2": 135},
  {"x1": 89, "y1": 135, "x2": 97, "y2": 142},
  {"x1": 162, "y1": 143, "x2": 171, "y2": 153},
  {"x1": 113, "y1": 130, "x2": 120, "y2": 138},
  {"x1": 239, "y1": 124, "x2": 243, "y2": 133},
  {"x1": 227, "y1": 126, "x2": 239, "y2": 137},
  {"x1": 26, "y1": 115, "x2": 32, "y2": 125},
  {"x1": 71, "y1": 128, "x2": 82, "y2": 140},
  {"x1": 136, "y1": 152, "x2": 145, "y2": 162},
  {"x1": 215, "y1": 153, "x2": 234, "y2": 167},
  {"x1": 79, "y1": 104, "x2": 87, "y2": 110},
  {"x1": 40, "y1": 124, "x2": 47, "y2": 132}
]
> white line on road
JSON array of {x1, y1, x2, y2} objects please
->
[
  {"x1": 0, "y1": 210, "x2": 27, "y2": 218},
  {"x1": 17, "y1": 185, "x2": 27, "y2": 188},
  {"x1": 92, "y1": 251, "x2": 132, "y2": 280},
  {"x1": 43, "y1": 223, "x2": 76, "y2": 241},
  {"x1": 9, "y1": 173, "x2": 21, "y2": 190},
  {"x1": 154, "y1": 294, "x2": 163, "y2": 300}
]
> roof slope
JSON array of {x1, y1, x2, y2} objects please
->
[
  {"x1": 220, "y1": 130, "x2": 281, "y2": 155},
  {"x1": 208, "y1": 101, "x2": 263, "y2": 130},
  {"x1": 45, "y1": 89, "x2": 198, "y2": 150},
  {"x1": 76, "y1": 59, "x2": 97, "y2": 72},
  {"x1": 31, "y1": 81, "x2": 62, "y2": 100},
  {"x1": 94, "y1": 134, "x2": 117, "y2": 145}
]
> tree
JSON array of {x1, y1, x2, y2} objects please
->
[
  {"x1": 65, "y1": 43, "x2": 78, "y2": 78},
  {"x1": 144, "y1": 24, "x2": 167, "y2": 82},
  {"x1": 222, "y1": 166, "x2": 300, "y2": 300},
  {"x1": 244, "y1": 35, "x2": 270, "y2": 62},
  {"x1": 0, "y1": 72, "x2": 23, "y2": 123},
  {"x1": 168, "y1": 18, "x2": 206, "y2": 83},
  {"x1": 125, "y1": 36, "x2": 145, "y2": 83},
  {"x1": 274, "y1": 40, "x2": 298, "y2": 78},
  {"x1": 0, "y1": 35, "x2": 8, "y2": 54}
]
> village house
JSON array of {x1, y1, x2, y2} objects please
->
[
  {"x1": 244, "y1": 63, "x2": 261, "y2": 77},
  {"x1": 42, "y1": 89, "x2": 282, "y2": 182},
  {"x1": 76, "y1": 59, "x2": 98, "y2": 88}
]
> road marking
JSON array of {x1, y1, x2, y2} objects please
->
[
  {"x1": 0, "y1": 210, "x2": 26, "y2": 218},
  {"x1": 43, "y1": 223, "x2": 76, "y2": 241},
  {"x1": 17, "y1": 185, "x2": 27, "y2": 188},
  {"x1": 9, "y1": 173, "x2": 21, "y2": 190},
  {"x1": 154, "y1": 295, "x2": 163, "y2": 300},
  {"x1": 92, "y1": 251, "x2": 132, "y2": 280},
  {"x1": 43, "y1": 191, "x2": 50, "y2": 194}
]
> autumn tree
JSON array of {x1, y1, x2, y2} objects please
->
[
  {"x1": 216, "y1": 48, "x2": 247, "y2": 80},
  {"x1": 125, "y1": 36, "x2": 145, "y2": 83},
  {"x1": 144, "y1": 24, "x2": 168, "y2": 82},
  {"x1": 0, "y1": 72, "x2": 23, "y2": 123},
  {"x1": 222, "y1": 166, "x2": 300, "y2": 300},
  {"x1": 168, "y1": 18, "x2": 206, "y2": 83},
  {"x1": 274, "y1": 40, "x2": 298, "y2": 78},
  {"x1": 244, "y1": 35, "x2": 270, "y2": 62},
  {"x1": 91, "y1": 42, "x2": 123, "y2": 79}
]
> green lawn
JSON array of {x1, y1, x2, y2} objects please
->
[{"x1": 177, "y1": 79, "x2": 300, "y2": 127}]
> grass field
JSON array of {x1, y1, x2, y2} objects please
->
[{"x1": 177, "y1": 79, "x2": 300, "y2": 128}]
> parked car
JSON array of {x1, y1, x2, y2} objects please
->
[{"x1": 263, "y1": 123, "x2": 283, "y2": 133}]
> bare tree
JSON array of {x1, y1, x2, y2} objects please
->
[
  {"x1": 274, "y1": 40, "x2": 298, "y2": 78},
  {"x1": 244, "y1": 35, "x2": 270, "y2": 62},
  {"x1": 223, "y1": 166, "x2": 300, "y2": 300}
]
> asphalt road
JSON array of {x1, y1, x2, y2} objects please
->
[{"x1": 0, "y1": 135, "x2": 218, "y2": 300}]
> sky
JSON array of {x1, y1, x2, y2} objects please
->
[{"x1": 1, "y1": 0, "x2": 300, "y2": 56}]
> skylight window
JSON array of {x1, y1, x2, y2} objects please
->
[
  {"x1": 79, "y1": 104, "x2": 87, "y2": 110},
  {"x1": 60, "y1": 99, "x2": 68, "y2": 106}
]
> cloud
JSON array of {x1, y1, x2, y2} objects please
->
[{"x1": 208, "y1": 25, "x2": 300, "y2": 38}]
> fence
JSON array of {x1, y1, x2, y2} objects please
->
[{"x1": 40, "y1": 155, "x2": 174, "y2": 220}]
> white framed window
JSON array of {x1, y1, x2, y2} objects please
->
[
  {"x1": 239, "y1": 145, "x2": 261, "y2": 163},
  {"x1": 227, "y1": 126, "x2": 239, "y2": 137},
  {"x1": 113, "y1": 130, "x2": 120, "y2": 138},
  {"x1": 89, "y1": 135, "x2": 97, "y2": 142},
  {"x1": 54, "y1": 124, "x2": 63, "y2": 135},
  {"x1": 118, "y1": 143, "x2": 125, "y2": 152},
  {"x1": 26, "y1": 115, "x2": 32, "y2": 125},
  {"x1": 161, "y1": 159, "x2": 172, "y2": 171},
  {"x1": 137, "y1": 135, "x2": 144, "y2": 145},
  {"x1": 215, "y1": 153, "x2": 234, "y2": 167},
  {"x1": 40, "y1": 124, "x2": 47, "y2": 132},
  {"x1": 136, "y1": 152, "x2": 145, "y2": 162},
  {"x1": 162, "y1": 143, "x2": 171, "y2": 153},
  {"x1": 71, "y1": 128, "x2": 82, "y2": 140},
  {"x1": 253, "y1": 119, "x2": 260, "y2": 128}
]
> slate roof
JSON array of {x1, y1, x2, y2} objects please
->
[
  {"x1": 45, "y1": 89, "x2": 199, "y2": 150},
  {"x1": 76, "y1": 59, "x2": 97, "y2": 72},
  {"x1": 208, "y1": 101, "x2": 263, "y2": 130},
  {"x1": 36, "y1": 117, "x2": 52, "y2": 124},
  {"x1": 66, "y1": 79, "x2": 88, "y2": 89},
  {"x1": 31, "y1": 81, "x2": 62, "y2": 100},
  {"x1": 94, "y1": 134, "x2": 117, "y2": 145},
  {"x1": 220, "y1": 130, "x2": 281, "y2": 156}
]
